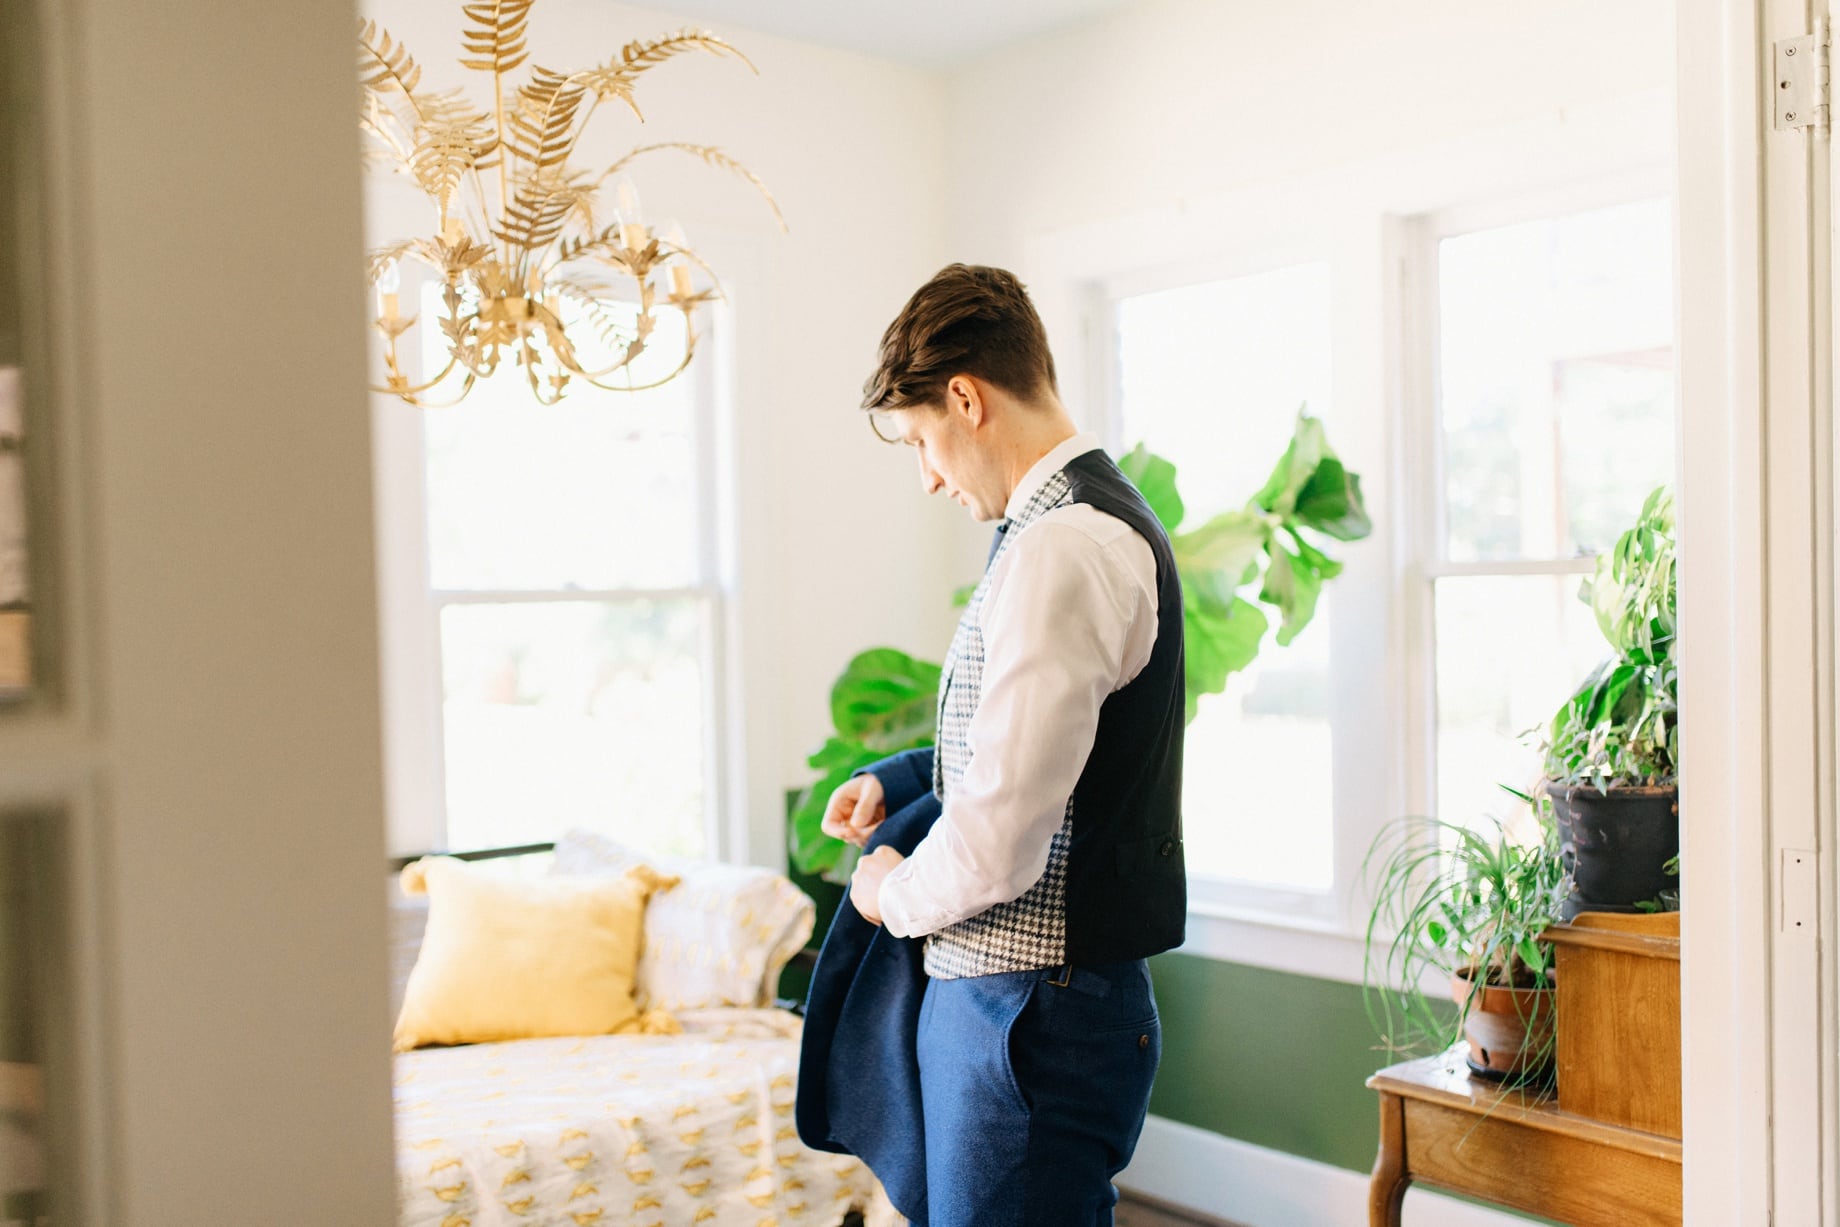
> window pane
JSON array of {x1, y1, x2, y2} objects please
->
[
  {"x1": 439, "y1": 599, "x2": 707, "y2": 857},
  {"x1": 1435, "y1": 575, "x2": 1605, "y2": 834},
  {"x1": 1439, "y1": 198, "x2": 1675, "y2": 562},
  {"x1": 422, "y1": 300, "x2": 699, "y2": 591},
  {"x1": 1181, "y1": 599, "x2": 1334, "y2": 891},
  {"x1": 1116, "y1": 263, "x2": 1333, "y2": 522},
  {"x1": 1115, "y1": 263, "x2": 1336, "y2": 891}
]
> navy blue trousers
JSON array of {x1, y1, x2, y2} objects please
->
[{"x1": 912, "y1": 959, "x2": 1161, "y2": 1227}]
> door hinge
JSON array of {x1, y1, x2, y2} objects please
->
[{"x1": 1775, "y1": 24, "x2": 1830, "y2": 132}]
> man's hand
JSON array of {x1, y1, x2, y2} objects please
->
[
  {"x1": 820, "y1": 774, "x2": 886, "y2": 848},
  {"x1": 850, "y1": 846, "x2": 905, "y2": 926}
]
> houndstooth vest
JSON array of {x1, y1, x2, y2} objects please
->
[
  {"x1": 925, "y1": 446, "x2": 1189, "y2": 977},
  {"x1": 924, "y1": 471, "x2": 1081, "y2": 979}
]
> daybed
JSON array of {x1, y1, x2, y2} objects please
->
[{"x1": 387, "y1": 833, "x2": 898, "y2": 1227}]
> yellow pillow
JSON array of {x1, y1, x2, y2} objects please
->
[{"x1": 392, "y1": 856, "x2": 681, "y2": 1052}]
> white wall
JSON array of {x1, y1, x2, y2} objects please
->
[
  {"x1": 947, "y1": 0, "x2": 1675, "y2": 260},
  {"x1": 363, "y1": 0, "x2": 958, "y2": 860}
]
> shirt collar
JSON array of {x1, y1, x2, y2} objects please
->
[{"x1": 1004, "y1": 431, "x2": 1103, "y2": 520}]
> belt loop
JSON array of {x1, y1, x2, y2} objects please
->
[{"x1": 1045, "y1": 963, "x2": 1072, "y2": 988}]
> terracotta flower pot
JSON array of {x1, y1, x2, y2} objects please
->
[{"x1": 1451, "y1": 970, "x2": 1556, "y2": 1082}]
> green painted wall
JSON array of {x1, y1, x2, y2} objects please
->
[
  {"x1": 1138, "y1": 955, "x2": 1551, "y2": 1222},
  {"x1": 1146, "y1": 952, "x2": 1385, "y2": 1173}
]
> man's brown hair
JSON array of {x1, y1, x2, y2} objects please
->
[{"x1": 861, "y1": 264, "x2": 1059, "y2": 412}]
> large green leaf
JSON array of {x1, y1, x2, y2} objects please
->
[
  {"x1": 1117, "y1": 442, "x2": 1186, "y2": 533},
  {"x1": 1183, "y1": 590, "x2": 1269, "y2": 722},
  {"x1": 829, "y1": 648, "x2": 941, "y2": 750},
  {"x1": 1287, "y1": 527, "x2": 1344, "y2": 580},
  {"x1": 1585, "y1": 662, "x2": 1640, "y2": 726},
  {"x1": 1252, "y1": 409, "x2": 1328, "y2": 515},
  {"x1": 1172, "y1": 510, "x2": 1270, "y2": 589},
  {"x1": 1292, "y1": 457, "x2": 1373, "y2": 541},
  {"x1": 1258, "y1": 540, "x2": 1325, "y2": 647}
]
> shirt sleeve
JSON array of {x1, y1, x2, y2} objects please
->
[{"x1": 877, "y1": 515, "x2": 1156, "y2": 938}]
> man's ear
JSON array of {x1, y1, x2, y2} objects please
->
[{"x1": 946, "y1": 375, "x2": 984, "y2": 429}]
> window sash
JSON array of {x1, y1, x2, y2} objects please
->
[
  {"x1": 1088, "y1": 178, "x2": 1674, "y2": 944},
  {"x1": 419, "y1": 327, "x2": 731, "y2": 855},
  {"x1": 1406, "y1": 188, "x2": 1674, "y2": 837},
  {"x1": 1098, "y1": 259, "x2": 1356, "y2": 926}
]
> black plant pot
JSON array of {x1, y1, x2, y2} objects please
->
[{"x1": 1544, "y1": 782, "x2": 1679, "y2": 920}]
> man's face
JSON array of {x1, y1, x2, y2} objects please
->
[{"x1": 880, "y1": 402, "x2": 1003, "y2": 522}]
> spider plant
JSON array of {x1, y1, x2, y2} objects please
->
[{"x1": 1362, "y1": 795, "x2": 1568, "y2": 1076}]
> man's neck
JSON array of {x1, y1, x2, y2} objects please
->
[{"x1": 1001, "y1": 410, "x2": 1080, "y2": 509}]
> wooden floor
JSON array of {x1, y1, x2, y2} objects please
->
[
  {"x1": 851, "y1": 1191, "x2": 1235, "y2": 1227},
  {"x1": 1117, "y1": 1191, "x2": 1240, "y2": 1227}
]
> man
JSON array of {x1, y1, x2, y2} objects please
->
[{"x1": 821, "y1": 264, "x2": 1187, "y2": 1226}]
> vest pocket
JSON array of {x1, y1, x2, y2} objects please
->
[{"x1": 1114, "y1": 832, "x2": 1182, "y2": 878}]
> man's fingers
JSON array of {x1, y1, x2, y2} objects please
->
[{"x1": 821, "y1": 780, "x2": 861, "y2": 837}]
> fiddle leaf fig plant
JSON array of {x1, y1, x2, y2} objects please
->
[{"x1": 790, "y1": 410, "x2": 1371, "y2": 879}]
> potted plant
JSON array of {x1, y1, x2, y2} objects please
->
[
  {"x1": 788, "y1": 411, "x2": 1372, "y2": 880},
  {"x1": 1363, "y1": 802, "x2": 1568, "y2": 1083},
  {"x1": 1540, "y1": 486, "x2": 1678, "y2": 918}
]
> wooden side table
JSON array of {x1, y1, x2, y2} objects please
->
[{"x1": 1366, "y1": 1048, "x2": 1682, "y2": 1227}]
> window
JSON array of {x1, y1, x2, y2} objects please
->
[
  {"x1": 417, "y1": 300, "x2": 725, "y2": 858},
  {"x1": 1419, "y1": 197, "x2": 1676, "y2": 835},
  {"x1": 1094, "y1": 190, "x2": 1676, "y2": 955},
  {"x1": 1109, "y1": 260, "x2": 1344, "y2": 911}
]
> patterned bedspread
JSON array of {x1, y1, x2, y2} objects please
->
[{"x1": 394, "y1": 1008, "x2": 900, "y2": 1227}]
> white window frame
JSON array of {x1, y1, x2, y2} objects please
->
[
  {"x1": 1095, "y1": 248, "x2": 1360, "y2": 933},
  {"x1": 1398, "y1": 175, "x2": 1676, "y2": 868},
  {"x1": 373, "y1": 296, "x2": 740, "y2": 862}
]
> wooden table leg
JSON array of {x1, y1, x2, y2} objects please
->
[{"x1": 1369, "y1": 1091, "x2": 1408, "y2": 1227}]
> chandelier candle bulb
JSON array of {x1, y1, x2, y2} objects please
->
[
  {"x1": 663, "y1": 222, "x2": 693, "y2": 298},
  {"x1": 611, "y1": 174, "x2": 644, "y2": 224},
  {"x1": 377, "y1": 259, "x2": 401, "y2": 320},
  {"x1": 611, "y1": 174, "x2": 648, "y2": 251}
]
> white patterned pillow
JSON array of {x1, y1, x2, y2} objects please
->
[{"x1": 549, "y1": 830, "x2": 815, "y2": 1010}]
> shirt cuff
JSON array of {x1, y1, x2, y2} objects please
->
[{"x1": 875, "y1": 860, "x2": 929, "y2": 938}]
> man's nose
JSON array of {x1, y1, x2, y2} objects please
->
[{"x1": 918, "y1": 454, "x2": 943, "y2": 495}]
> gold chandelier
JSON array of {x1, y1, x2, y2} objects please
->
[{"x1": 359, "y1": 4, "x2": 781, "y2": 407}]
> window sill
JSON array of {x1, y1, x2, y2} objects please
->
[{"x1": 1175, "y1": 901, "x2": 1372, "y2": 986}]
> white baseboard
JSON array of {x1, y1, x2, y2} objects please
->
[{"x1": 1118, "y1": 1114, "x2": 1534, "y2": 1227}]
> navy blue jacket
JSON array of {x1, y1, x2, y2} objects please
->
[{"x1": 794, "y1": 747, "x2": 937, "y2": 1224}]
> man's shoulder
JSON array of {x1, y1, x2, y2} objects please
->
[
  {"x1": 1009, "y1": 506, "x2": 1156, "y2": 590},
  {"x1": 1026, "y1": 502, "x2": 1139, "y2": 549}
]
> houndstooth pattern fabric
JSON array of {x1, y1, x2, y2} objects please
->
[{"x1": 926, "y1": 471, "x2": 1077, "y2": 980}]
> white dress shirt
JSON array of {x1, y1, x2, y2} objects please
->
[{"x1": 877, "y1": 432, "x2": 1160, "y2": 939}]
